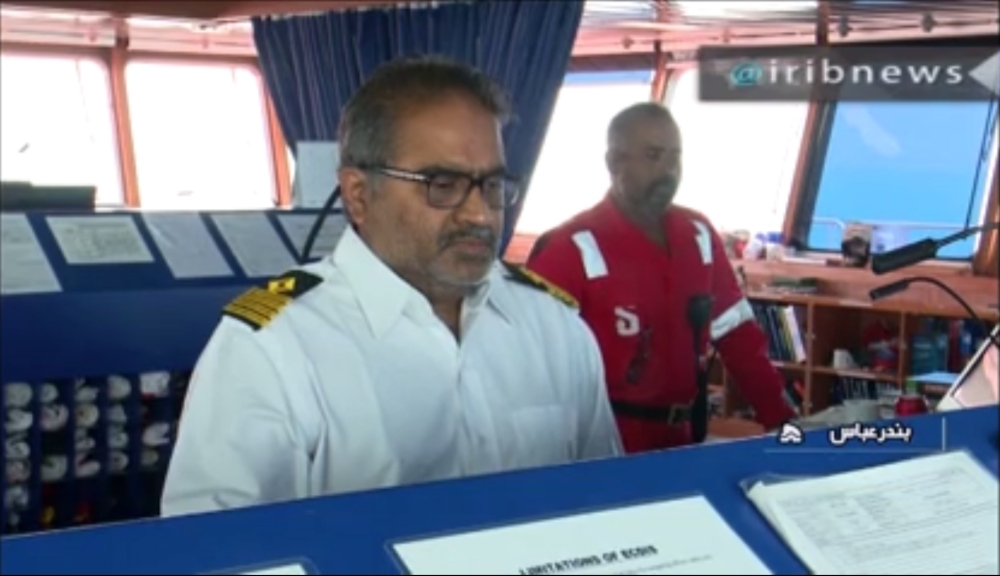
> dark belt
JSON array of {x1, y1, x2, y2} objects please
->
[{"x1": 611, "y1": 401, "x2": 692, "y2": 426}]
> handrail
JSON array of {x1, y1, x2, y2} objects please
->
[
  {"x1": 808, "y1": 217, "x2": 970, "y2": 254},
  {"x1": 811, "y1": 217, "x2": 966, "y2": 234}
]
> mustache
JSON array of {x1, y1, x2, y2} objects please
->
[
  {"x1": 646, "y1": 175, "x2": 678, "y2": 199},
  {"x1": 440, "y1": 227, "x2": 498, "y2": 250}
]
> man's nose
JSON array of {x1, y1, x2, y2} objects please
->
[{"x1": 454, "y1": 185, "x2": 493, "y2": 225}]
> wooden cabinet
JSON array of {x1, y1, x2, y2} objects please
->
[{"x1": 712, "y1": 292, "x2": 999, "y2": 423}]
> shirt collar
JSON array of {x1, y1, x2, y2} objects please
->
[
  {"x1": 331, "y1": 226, "x2": 513, "y2": 338},
  {"x1": 598, "y1": 193, "x2": 679, "y2": 233},
  {"x1": 597, "y1": 194, "x2": 629, "y2": 228}
]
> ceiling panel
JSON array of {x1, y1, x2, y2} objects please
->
[
  {"x1": 577, "y1": 0, "x2": 997, "y2": 55},
  {"x1": 1, "y1": 0, "x2": 995, "y2": 57},
  {"x1": 0, "y1": 0, "x2": 400, "y2": 20}
]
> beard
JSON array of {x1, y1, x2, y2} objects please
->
[
  {"x1": 641, "y1": 174, "x2": 679, "y2": 212},
  {"x1": 429, "y1": 224, "x2": 500, "y2": 287}
]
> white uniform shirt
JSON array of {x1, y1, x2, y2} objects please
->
[{"x1": 161, "y1": 226, "x2": 622, "y2": 517}]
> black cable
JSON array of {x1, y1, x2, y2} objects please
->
[
  {"x1": 703, "y1": 348, "x2": 720, "y2": 427},
  {"x1": 687, "y1": 295, "x2": 714, "y2": 443},
  {"x1": 299, "y1": 186, "x2": 342, "y2": 265},
  {"x1": 937, "y1": 222, "x2": 1000, "y2": 247},
  {"x1": 961, "y1": 98, "x2": 997, "y2": 229},
  {"x1": 869, "y1": 275, "x2": 1000, "y2": 350},
  {"x1": 691, "y1": 331, "x2": 709, "y2": 444}
]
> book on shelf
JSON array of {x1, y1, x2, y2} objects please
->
[{"x1": 750, "y1": 301, "x2": 807, "y2": 364}]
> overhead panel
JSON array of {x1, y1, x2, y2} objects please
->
[{"x1": 0, "y1": 0, "x2": 402, "y2": 21}]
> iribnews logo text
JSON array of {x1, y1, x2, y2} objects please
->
[{"x1": 729, "y1": 58, "x2": 965, "y2": 88}]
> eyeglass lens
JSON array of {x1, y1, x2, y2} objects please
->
[{"x1": 426, "y1": 173, "x2": 519, "y2": 209}]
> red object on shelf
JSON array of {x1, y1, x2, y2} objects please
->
[
  {"x1": 895, "y1": 394, "x2": 929, "y2": 417},
  {"x1": 734, "y1": 239, "x2": 747, "y2": 258}
]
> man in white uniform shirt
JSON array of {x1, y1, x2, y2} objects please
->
[{"x1": 161, "y1": 56, "x2": 623, "y2": 517}]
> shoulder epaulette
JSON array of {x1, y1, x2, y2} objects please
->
[
  {"x1": 222, "y1": 269, "x2": 323, "y2": 331},
  {"x1": 501, "y1": 262, "x2": 578, "y2": 309}
]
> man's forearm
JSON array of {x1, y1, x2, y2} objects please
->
[{"x1": 716, "y1": 323, "x2": 796, "y2": 430}]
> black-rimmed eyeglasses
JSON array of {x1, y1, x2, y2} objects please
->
[{"x1": 367, "y1": 166, "x2": 521, "y2": 210}]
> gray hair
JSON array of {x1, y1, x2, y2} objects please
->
[
  {"x1": 607, "y1": 102, "x2": 677, "y2": 144},
  {"x1": 339, "y1": 55, "x2": 512, "y2": 169}
]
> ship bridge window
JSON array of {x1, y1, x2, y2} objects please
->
[
  {"x1": 0, "y1": 54, "x2": 123, "y2": 206},
  {"x1": 515, "y1": 70, "x2": 654, "y2": 235},
  {"x1": 805, "y1": 100, "x2": 997, "y2": 259},
  {"x1": 664, "y1": 67, "x2": 810, "y2": 236},
  {"x1": 125, "y1": 60, "x2": 277, "y2": 211}
]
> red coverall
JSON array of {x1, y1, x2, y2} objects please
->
[{"x1": 527, "y1": 197, "x2": 794, "y2": 453}]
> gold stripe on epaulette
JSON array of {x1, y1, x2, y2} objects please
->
[
  {"x1": 229, "y1": 297, "x2": 280, "y2": 321},
  {"x1": 241, "y1": 288, "x2": 291, "y2": 310},
  {"x1": 546, "y1": 287, "x2": 578, "y2": 308},
  {"x1": 223, "y1": 302, "x2": 272, "y2": 327},
  {"x1": 225, "y1": 299, "x2": 274, "y2": 321},
  {"x1": 520, "y1": 267, "x2": 578, "y2": 308},
  {"x1": 223, "y1": 287, "x2": 294, "y2": 330}
]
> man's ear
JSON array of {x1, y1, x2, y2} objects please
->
[{"x1": 338, "y1": 167, "x2": 370, "y2": 226}]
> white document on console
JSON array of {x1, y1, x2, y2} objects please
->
[
  {"x1": 392, "y1": 495, "x2": 772, "y2": 575},
  {"x1": 747, "y1": 450, "x2": 999, "y2": 575}
]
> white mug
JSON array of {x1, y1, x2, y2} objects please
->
[{"x1": 832, "y1": 349, "x2": 857, "y2": 369}]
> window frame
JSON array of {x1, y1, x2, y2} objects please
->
[
  {"x1": 661, "y1": 64, "x2": 811, "y2": 236},
  {"x1": 0, "y1": 42, "x2": 292, "y2": 209},
  {"x1": 512, "y1": 68, "x2": 656, "y2": 236},
  {"x1": 789, "y1": 98, "x2": 998, "y2": 269},
  {"x1": 121, "y1": 54, "x2": 283, "y2": 209},
  {"x1": 0, "y1": 45, "x2": 126, "y2": 206},
  {"x1": 785, "y1": 36, "x2": 1000, "y2": 272},
  {"x1": 662, "y1": 61, "x2": 698, "y2": 103},
  {"x1": 2, "y1": 36, "x2": 993, "y2": 277}
]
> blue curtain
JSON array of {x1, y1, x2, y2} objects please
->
[{"x1": 251, "y1": 0, "x2": 585, "y2": 250}]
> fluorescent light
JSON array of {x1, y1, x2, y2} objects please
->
[
  {"x1": 583, "y1": 1, "x2": 657, "y2": 22},
  {"x1": 675, "y1": 1, "x2": 817, "y2": 18}
]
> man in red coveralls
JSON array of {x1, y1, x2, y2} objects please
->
[{"x1": 527, "y1": 102, "x2": 795, "y2": 453}]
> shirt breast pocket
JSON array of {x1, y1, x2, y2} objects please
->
[{"x1": 509, "y1": 406, "x2": 577, "y2": 469}]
